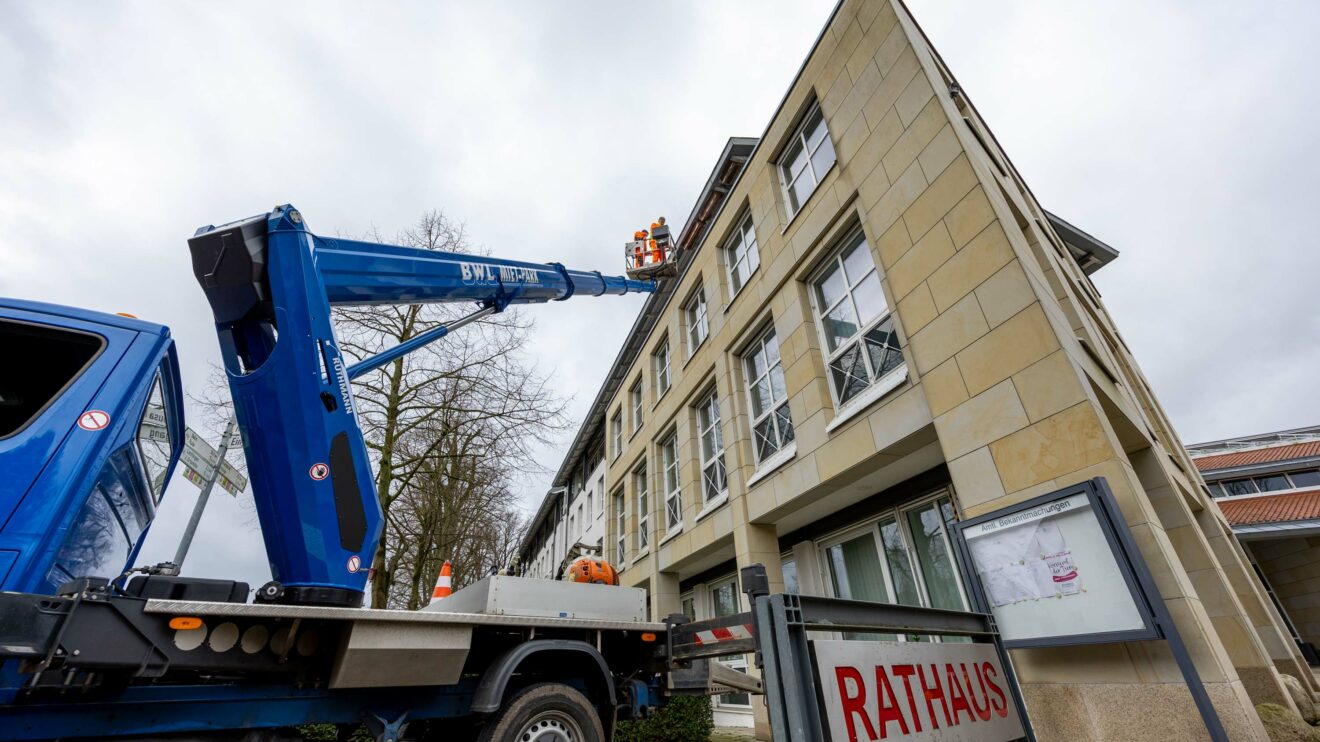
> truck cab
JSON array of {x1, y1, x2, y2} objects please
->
[{"x1": 0, "y1": 299, "x2": 183, "y2": 596}]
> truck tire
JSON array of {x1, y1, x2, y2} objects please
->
[{"x1": 476, "y1": 683, "x2": 604, "y2": 742}]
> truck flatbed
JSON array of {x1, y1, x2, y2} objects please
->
[{"x1": 143, "y1": 598, "x2": 666, "y2": 633}]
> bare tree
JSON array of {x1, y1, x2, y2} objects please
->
[{"x1": 334, "y1": 211, "x2": 565, "y2": 609}]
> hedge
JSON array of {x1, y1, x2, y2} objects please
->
[{"x1": 614, "y1": 695, "x2": 715, "y2": 742}]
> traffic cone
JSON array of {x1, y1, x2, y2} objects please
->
[{"x1": 431, "y1": 561, "x2": 453, "y2": 601}]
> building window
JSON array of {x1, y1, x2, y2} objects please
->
[
  {"x1": 696, "y1": 391, "x2": 727, "y2": 503},
  {"x1": 779, "y1": 102, "x2": 836, "y2": 216},
  {"x1": 743, "y1": 327, "x2": 794, "y2": 464},
  {"x1": 654, "y1": 339, "x2": 672, "y2": 397},
  {"x1": 709, "y1": 576, "x2": 752, "y2": 708},
  {"x1": 611, "y1": 411, "x2": 623, "y2": 459},
  {"x1": 680, "y1": 592, "x2": 696, "y2": 622},
  {"x1": 630, "y1": 379, "x2": 643, "y2": 432},
  {"x1": 823, "y1": 493, "x2": 967, "y2": 641},
  {"x1": 614, "y1": 489, "x2": 627, "y2": 565},
  {"x1": 782, "y1": 556, "x2": 800, "y2": 595},
  {"x1": 684, "y1": 287, "x2": 709, "y2": 355},
  {"x1": 725, "y1": 213, "x2": 761, "y2": 296},
  {"x1": 811, "y1": 229, "x2": 904, "y2": 407},
  {"x1": 1292, "y1": 470, "x2": 1320, "y2": 488},
  {"x1": 635, "y1": 465, "x2": 649, "y2": 553},
  {"x1": 661, "y1": 433, "x2": 682, "y2": 532}
]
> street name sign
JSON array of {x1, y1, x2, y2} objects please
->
[{"x1": 181, "y1": 428, "x2": 247, "y2": 496}]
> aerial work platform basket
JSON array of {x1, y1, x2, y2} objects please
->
[{"x1": 625, "y1": 222, "x2": 679, "y2": 279}]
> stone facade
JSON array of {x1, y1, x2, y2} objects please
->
[{"x1": 522, "y1": 0, "x2": 1312, "y2": 738}]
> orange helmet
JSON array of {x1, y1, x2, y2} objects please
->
[{"x1": 565, "y1": 556, "x2": 619, "y2": 586}]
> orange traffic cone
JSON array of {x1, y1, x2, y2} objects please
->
[{"x1": 431, "y1": 561, "x2": 453, "y2": 601}]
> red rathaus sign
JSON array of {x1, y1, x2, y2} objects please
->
[{"x1": 813, "y1": 640, "x2": 1024, "y2": 742}]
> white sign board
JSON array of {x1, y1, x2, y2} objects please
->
[
  {"x1": 813, "y1": 640, "x2": 1024, "y2": 742},
  {"x1": 180, "y1": 428, "x2": 248, "y2": 495},
  {"x1": 961, "y1": 492, "x2": 1146, "y2": 644}
]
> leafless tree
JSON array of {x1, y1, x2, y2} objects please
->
[{"x1": 334, "y1": 211, "x2": 565, "y2": 609}]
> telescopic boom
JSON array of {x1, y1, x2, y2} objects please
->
[{"x1": 188, "y1": 205, "x2": 653, "y2": 607}]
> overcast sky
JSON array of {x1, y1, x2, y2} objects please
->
[{"x1": 2, "y1": 1, "x2": 1316, "y2": 589}]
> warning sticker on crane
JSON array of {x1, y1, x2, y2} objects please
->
[
  {"x1": 78, "y1": 410, "x2": 111, "y2": 431},
  {"x1": 309, "y1": 463, "x2": 330, "y2": 481}
]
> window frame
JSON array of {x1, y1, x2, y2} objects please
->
[
  {"x1": 808, "y1": 226, "x2": 905, "y2": 411},
  {"x1": 135, "y1": 372, "x2": 174, "y2": 504},
  {"x1": 653, "y1": 338, "x2": 672, "y2": 398},
  {"x1": 614, "y1": 488, "x2": 627, "y2": 566},
  {"x1": 634, "y1": 464, "x2": 650, "y2": 554},
  {"x1": 723, "y1": 212, "x2": 761, "y2": 298},
  {"x1": 683, "y1": 286, "x2": 709, "y2": 356},
  {"x1": 817, "y1": 491, "x2": 969, "y2": 640},
  {"x1": 778, "y1": 101, "x2": 837, "y2": 218},
  {"x1": 610, "y1": 410, "x2": 623, "y2": 460},
  {"x1": 629, "y1": 378, "x2": 643, "y2": 433},
  {"x1": 742, "y1": 326, "x2": 794, "y2": 467},
  {"x1": 660, "y1": 432, "x2": 682, "y2": 533},
  {"x1": 696, "y1": 390, "x2": 727, "y2": 505}
]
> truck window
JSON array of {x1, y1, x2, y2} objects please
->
[
  {"x1": 136, "y1": 374, "x2": 172, "y2": 502},
  {"x1": 0, "y1": 319, "x2": 105, "y2": 439}
]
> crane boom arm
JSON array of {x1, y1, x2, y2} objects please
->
[{"x1": 188, "y1": 205, "x2": 652, "y2": 607}]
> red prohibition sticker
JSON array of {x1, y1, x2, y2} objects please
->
[
  {"x1": 347, "y1": 555, "x2": 361, "y2": 574},
  {"x1": 78, "y1": 410, "x2": 111, "y2": 431},
  {"x1": 309, "y1": 463, "x2": 329, "y2": 480}
]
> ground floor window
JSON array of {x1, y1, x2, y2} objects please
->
[
  {"x1": 708, "y1": 575, "x2": 752, "y2": 709},
  {"x1": 821, "y1": 492, "x2": 967, "y2": 641}
]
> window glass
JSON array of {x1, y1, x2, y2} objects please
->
[
  {"x1": 630, "y1": 380, "x2": 643, "y2": 431},
  {"x1": 635, "y1": 466, "x2": 649, "y2": 552},
  {"x1": 725, "y1": 214, "x2": 761, "y2": 295},
  {"x1": 136, "y1": 374, "x2": 173, "y2": 502},
  {"x1": 685, "y1": 288, "x2": 709, "y2": 353},
  {"x1": 662, "y1": 434, "x2": 681, "y2": 530},
  {"x1": 780, "y1": 104, "x2": 836, "y2": 215},
  {"x1": 1222, "y1": 478, "x2": 1257, "y2": 497},
  {"x1": 0, "y1": 319, "x2": 104, "y2": 439},
  {"x1": 610, "y1": 411, "x2": 623, "y2": 459},
  {"x1": 697, "y1": 392, "x2": 727, "y2": 503},
  {"x1": 812, "y1": 229, "x2": 904, "y2": 407},
  {"x1": 782, "y1": 558, "x2": 799, "y2": 595},
  {"x1": 827, "y1": 532, "x2": 896, "y2": 642},
  {"x1": 1290, "y1": 470, "x2": 1320, "y2": 489},
  {"x1": 614, "y1": 490, "x2": 627, "y2": 565},
  {"x1": 654, "y1": 341, "x2": 671, "y2": 396},
  {"x1": 1254, "y1": 475, "x2": 1291, "y2": 493},
  {"x1": 744, "y1": 328, "x2": 794, "y2": 465},
  {"x1": 680, "y1": 593, "x2": 696, "y2": 621},
  {"x1": 880, "y1": 517, "x2": 922, "y2": 606},
  {"x1": 904, "y1": 498, "x2": 966, "y2": 611}
]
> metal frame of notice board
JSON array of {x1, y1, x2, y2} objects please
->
[{"x1": 948, "y1": 477, "x2": 1227, "y2": 742}]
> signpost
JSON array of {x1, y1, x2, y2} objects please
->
[
  {"x1": 173, "y1": 417, "x2": 244, "y2": 567},
  {"x1": 181, "y1": 427, "x2": 247, "y2": 497}
]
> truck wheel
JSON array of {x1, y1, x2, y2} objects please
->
[{"x1": 477, "y1": 683, "x2": 604, "y2": 742}]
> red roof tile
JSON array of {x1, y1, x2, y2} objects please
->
[
  {"x1": 1217, "y1": 488, "x2": 1320, "y2": 526},
  {"x1": 1192, "y1": 441, "x2": 1320, "y2": 472}
]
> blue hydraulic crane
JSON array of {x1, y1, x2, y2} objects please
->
[
  {"x1": 0, "y1": 205, "x2": 666, "y2": 741},
  {"x1": 188, "y1": 205, "x2": 653, "y2": 606}
]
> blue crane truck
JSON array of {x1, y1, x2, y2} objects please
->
[{"x1": 0, "y1": 205, "x2": 753, "y2": 741}]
